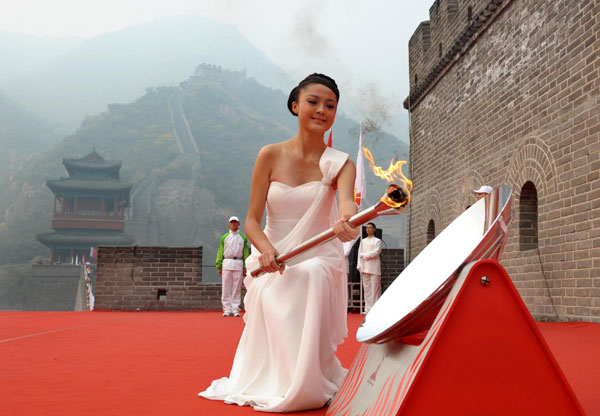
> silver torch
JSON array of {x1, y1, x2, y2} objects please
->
[{"x1": 251, "y1": 183, "x2": 409, "y2": 278}]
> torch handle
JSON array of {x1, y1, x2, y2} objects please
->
[{"x1": 250, "y1": 202, "x2": 383, "y2": 278}]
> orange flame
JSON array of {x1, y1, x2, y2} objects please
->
[{"x1": 363, "y1": 147, "x2": 413, "y2": 208}]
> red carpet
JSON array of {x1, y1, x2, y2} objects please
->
[{"x1": 0, "y1": 311, "x2": 598, "y2": 415}]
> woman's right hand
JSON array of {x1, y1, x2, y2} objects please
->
[
  {"x1": 259, "y1": 248, "x2": 285, "y2": 275},
  {"x1": 333, "y1": 216, "x2": 359, "y2": 242}
]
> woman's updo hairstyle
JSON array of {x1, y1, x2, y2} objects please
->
[{"x1": 287, "y1": 73, "x2": 340, "y2": 117}]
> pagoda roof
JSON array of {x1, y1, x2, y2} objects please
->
[
  {"x1": 47, "y1": 177, "x2": 132, "y2": 194},
  {"x1": 37, "y1": 230, "x2": 135, "y2": 246},
  {"x1": 63, "y1": 150, "x2": 122, "y2": 177}
]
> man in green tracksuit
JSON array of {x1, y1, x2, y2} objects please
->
[{"x1": 216, "y1": 216, "x2": 250, "y2": 317}]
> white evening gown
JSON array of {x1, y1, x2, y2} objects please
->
[{"x1": 199, "y1": 147, "x2": 350, "y2": 412}]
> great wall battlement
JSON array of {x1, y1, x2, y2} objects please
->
[
  {"x1": 406, "y1": 0, "x2": 508, "y2": 108},
  {"x1": 189, "y1": 63, "x2": 247, "y2": 90}
]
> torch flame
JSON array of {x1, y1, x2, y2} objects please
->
[{"x1": 363, "y1": 147, "x2": 413, "y2": 208}]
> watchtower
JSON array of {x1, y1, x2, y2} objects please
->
[{"x1": 37, "y1": 150, "x2": 135, "y2": 263}]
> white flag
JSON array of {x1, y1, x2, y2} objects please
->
[{"x1": 343, "y1": 124, "x2": 366, "y2": 256}]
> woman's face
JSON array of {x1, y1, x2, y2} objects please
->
[{"x1": 292, "y1": 83, "x2": 337, "y2": 133}]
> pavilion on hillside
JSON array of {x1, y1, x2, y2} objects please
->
[{"x1": 37, "y1": 150, "x2": 135, "y2": 264}]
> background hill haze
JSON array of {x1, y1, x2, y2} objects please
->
[
  {"x1": 1, "y1": 15, "x2": 292, "y2": 131},
  {"x1": 0, "y1": 16, "x2": 409, "y2": 285}
]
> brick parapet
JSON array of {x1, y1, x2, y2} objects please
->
[
  {"x1": 380, "y1": 249, "x2": 405, "y2": 292},
  {"x1": 95, "y1": 246, "x2": 216, "y2": 310}
]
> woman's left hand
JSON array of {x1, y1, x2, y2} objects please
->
[{"x1": 333, "y1": 215, "x2": 359, "y2": 242}]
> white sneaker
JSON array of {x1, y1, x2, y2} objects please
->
[
  {"x1": 223, "y1": 311, "x2": 232, "y2": 317},
  {"x1": 233, "y1": 312, "x2": 240, "y2": 317}
]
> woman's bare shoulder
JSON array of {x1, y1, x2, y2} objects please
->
[
  {"x1": 257, "y1": 141, "x2": 292, "y2": 162},
  {"x1": 254, "y1": 143, "x2": 288, "y2": 176},
  {"x1": 258, "y1": 142, "x2": 282, "y2": 157}
]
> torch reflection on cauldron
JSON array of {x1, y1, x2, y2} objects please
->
[{"x1": 251, "y1": 147, "x2": 412, "y2": 278}]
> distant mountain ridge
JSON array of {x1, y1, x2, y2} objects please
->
[{"x1": 3, "y1": 15, "x2": 293, "y2": 130}]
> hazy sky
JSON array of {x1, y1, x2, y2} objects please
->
[{"x1": 1, "y1": 0, "x2": 431, "y2": 136}]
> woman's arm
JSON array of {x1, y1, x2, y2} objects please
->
[
  {"x1": 333, "y1": 159, "x2": 360, "y2": 242},
  {"x1": 245, "y1": 145, "x2": 284, "y2": 274}
]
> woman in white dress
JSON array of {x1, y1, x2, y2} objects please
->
[{"x1": 199, "y1": 73, "x2": 359, "y2": 412}]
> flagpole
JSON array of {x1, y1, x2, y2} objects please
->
[
  {"x1": 355, "y1": 122, "x2": 366, "y2": 313},
  {"x1": 343, "y1": 122, "x2": 366, "y2": 256}
]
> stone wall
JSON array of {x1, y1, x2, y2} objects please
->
[
  {"x1": 94, "y1": 246, "x2": 218, "y2": 310},
  {"x1": 29, "y1": 265, "x2": 85, "y2": 311},
  {"x1": 405, "y1": 0, "x2": 599, "y2": 321},
  {"x1": 381, "y1": 249, "x2": 406, "y2": 292}
]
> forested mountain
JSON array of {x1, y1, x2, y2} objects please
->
[
  {"x1": 2, "y1": 15, "x2": 291, "y2": 130},
  {"x1": 0, "y1": 67, "x2": 409, "y2": 274}
]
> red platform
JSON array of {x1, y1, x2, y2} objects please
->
[
  {"x1": 0, "y1": 308, "x2": 598, "y2": 415},
  {"x1": 329, "y1": 261, "x2": 597, "y2": 415}
]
